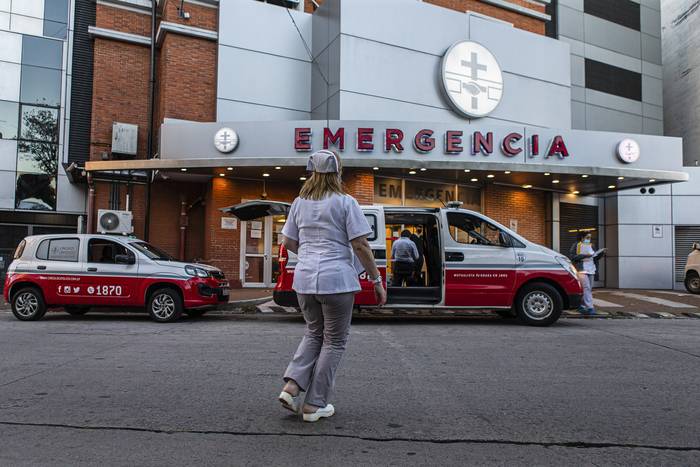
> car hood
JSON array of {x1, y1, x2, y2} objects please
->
[{"x1": 153, "y1": 260, "x2": 222, "y2": 273}]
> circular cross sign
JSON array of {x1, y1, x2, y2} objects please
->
[
  {"x1": 214, "y1": 127, "x2": 239, "y2": 153},
  {"x1": 617, "y1": 138, "x2": 640, "y2": 163},
  {"x1": 441, "y1": 41, "x2": 504, "y2": 118}
]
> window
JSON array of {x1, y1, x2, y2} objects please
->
[
  {"x1": 15, "y1": 173, "x2": 56, "y2": 210},
  {"x1": 36, "y1": 238, "x2": 79, "y2": 262},
  {"x1": 13, "y1": 239, "x2": 26, "y2": 259},
  {"x1": 20, "y1": 65, "x2": 62, "y2": 107},
  {"x1": 88, "y1": 239, "x2": 133, "y2": 264},
  {"x1": 21, "y1": 35, "x2": 63, "y2": 69},
  {"x1": 447, "y1": 212, "x2": 511, "y2": 247},
  {"x1": 0, "y1": 100, "x2": 19, "y2": 139},
  {"x1": 584, "y1": 0, "x2": 640, "y2": 31},
  {"x1": 364, "y1": 213, "x2": 377, "y2": 241},
  {"x1": 130, "y1": 242, "x2": 174, "y2": 261},
  {"x1": 43, "y1": 0, "x2": 69, "y2": 39},
  {"x1": 585, "y1": 59, "x2": 642, "y2": 101},
  {"x1": 17, "y1": 105, "x2": 58, "y2": 175}
]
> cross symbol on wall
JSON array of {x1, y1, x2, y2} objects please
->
[
  {"x1": 461, "y1": 52, "x2": 487, "y2": 80},
  {"x1": 626, "y1": 142, "x2": 633, "y2": 152},
  {"x1": 220, "y1": 131, "x2": 232, "y2": 146}
]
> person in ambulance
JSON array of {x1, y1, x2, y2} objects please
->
[{"x1": 3, "y1": 234, "x2": 229, "y2": 322}]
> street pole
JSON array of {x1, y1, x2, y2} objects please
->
[{"x1": 144, "y1": 0, "x2": 157, "y2": 241}]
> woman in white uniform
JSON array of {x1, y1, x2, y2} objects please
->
[
  {"x1": 575, "y1": 231, "x2": 597, "y2": 315},
  {"x1": 278, "y1": 149, "x2": 387, "y2": 422}
]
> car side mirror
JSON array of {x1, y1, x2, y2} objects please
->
[
  {"x1": 115, "y1": 254, "x2": 135, "y2": 265},
  {"x1": 694, "y1": 243, "x2": 700, "y2": 251}
]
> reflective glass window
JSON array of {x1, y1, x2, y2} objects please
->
[
  {"x1": 15, "y1": 173, "x2": 56, "y2": 210},
  {"x1": 43, "y1": 20, "x2": 67, "y2": 40},
  {"x1": 20, "y1": 65, "x2": 61, "y2": 107},
  {"x1": 21, "y1": 35, "x2": 63, "y2": 69},
  {"x1": 20, "y1": 105, "x2": 58, "y2": 142},
  {"x1": 44, "y1": 0, "x2": 70, "y2": 23},
  {"x1": 17, "y1": 141, "x2": 58, "y2": 174},
  {"x1": 0, "y1": 100, "x2": 19, "y2": 139},
  {"x1": 47, "y1": 238, "x2": 79, "y2": 261}
]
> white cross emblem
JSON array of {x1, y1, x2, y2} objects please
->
[
  {"x1": 442, "y1": 41, "x2": 503, "y2": 118},
  {"x1": 214, "y1": 127, "x2": 239, "y2": 153}
]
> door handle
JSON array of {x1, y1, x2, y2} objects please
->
[
  {"x1": 87, "y1": 267, "x2": 97, "y2": 272},
  {"x1": 445, "y1": 252, "x2": 464, "y2": 262},
  {"x1": 37, "y1": 265, "x2": 46, "y2": 270}
]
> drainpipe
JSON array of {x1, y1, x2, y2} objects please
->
[
  {"x1": 179, "y1": 197, "x2": 188, "y2": 260},
  {"x1": 86, "y1": 172, "x2": 95, "y2": 234},
  {"x1": 144, "y1": 0, "x2": 157, "y2": 241}
]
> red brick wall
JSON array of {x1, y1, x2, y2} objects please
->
[
  {"x1": 344, "y1": 169, "x2": 374, "y2": 204},
  {"x1": 306, "y1": 0, "x2": 546, "y2": 34},
  {"x1": 483, "y1": 185, "x2": 546, "y2": 245}
]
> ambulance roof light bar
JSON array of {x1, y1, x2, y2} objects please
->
[{"x1": 446, "y1": 201, "x2": 464, "y2": 209}]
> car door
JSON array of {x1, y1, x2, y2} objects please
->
[
  {"x1": 355, "y1": 207, "x2": 386, "y2": 305},
  {"x1": 443, "y1": 211, "x2": 517, "y2": 307},
  {"x1": 81, "y1": 237, "x2": 139, "y2": 306},
  {"x1": 34, "y1": 237, "x2": 84, "y2": 306}
]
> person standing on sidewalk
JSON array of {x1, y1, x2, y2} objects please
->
[
  {"x1": 574, "y1": 231, "x2": 597, "y2": 315},
  {"x1": 278, "y1": 149, "x2": 387, "y2": 422}
]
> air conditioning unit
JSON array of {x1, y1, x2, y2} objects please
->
[{"x1": 97, "y1": 209, "x2": 134, "y2": 235}]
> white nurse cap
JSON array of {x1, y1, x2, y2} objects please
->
[{"x1": 306, "y1": 149, "x2": 339, "y2": 173}]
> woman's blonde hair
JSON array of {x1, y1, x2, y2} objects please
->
[{"x1": 299, "y1": 150, "x2": 345, "y2": 200}]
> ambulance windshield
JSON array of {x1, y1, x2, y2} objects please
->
[{"x1": 131, "y1": 241, "x2": 174, "y2": 261}]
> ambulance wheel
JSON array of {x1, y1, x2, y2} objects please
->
[
  {"x1": 184, "y1": 309, "x2": 208, "y2": 318},
  {"x1": 515, "y1": 283, "x2": 562, "y2": 327},
  {"x1": 147, "y1": 288, "x2": 183, "y2": 323},
  {"x1": 685, "y1": 272, "x2": 700, "y2": 294},
  {"x1": 64, "y1": 306, "x2": 89, "y2": 316},
  {"x1": 11, "y1": 287, "x2": 47, "y2": 321}
]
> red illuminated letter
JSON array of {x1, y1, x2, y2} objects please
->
[
  {"x1": 530, "y1": 134, "x2": 539, "y2": 156},
  {"x1": 414, "y1": 129, "x2": 435, "y2": 153},
  {"x1": 546, "y1": 135, "x2": 570, "y2": 158},
  {"x1": 501, "y1": 132, "x2": 523, "y2": 157},
  {"x1": 445, "y1": 131, "x2": 463, "y2": 154},
  {"x1": 472, "y1": 131, "x2": 493, "y2": 155},
  {"x1": 384, "y1": 129, "x2": 404, "y2": 152},
  {"x1": 294, "y1": 127, "x2": 312, "y2": 152},
  {"x1": 357, "y1": 128, "x2": 374, "y2": 151},
  {"x1": 323, "y1": 127, "x2": 345, "y2": 150}
]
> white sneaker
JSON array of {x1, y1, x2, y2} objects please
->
[
  {"x1": 302, "y1": 404, "x2": 335, "y2": 422},
  {"x1": 278, "y1": 391, "x2": 302, "y2": 413}
]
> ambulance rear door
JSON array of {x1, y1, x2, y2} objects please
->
[{"x1": 354, "y1": 206, "x2": 386, "y2": 305}]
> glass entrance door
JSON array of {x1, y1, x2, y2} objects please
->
[{"x1": 240, "y1": 215, "x2": 285, "y2": 287}]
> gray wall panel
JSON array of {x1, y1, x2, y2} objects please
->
[
  {"x1": 641, "y1": 32, "x2": 662, "y2": 64},
  {"x1": 585, "y1": 43, "x2": 642, "y2": 73},
  {"x1": 641, "y1": 6, "x2": 661, "y2": 38},
  {"x1": 336, "y1": 91, "x2": 462, "y2": 123},
  {"x1": 571, "y1": 85, "x2": 585, "y2": 102},
  {"x1": 219, "y1": 0, "x2": 312, "y2": 62},
  {"x1": 642, "y1": 75, "x2": 663, "y2": 105},
  {"x1": 489, "y1": 74, "x2": 571, "y2": 128},
  {"x1": 617, "y1": 224, "x2": 673, "y2": 256},
  {"x1": 0, "y1": 170, "x2": 13, "y2": 209},
  {"x1": 586, "y1": 89, "x2": 642, "y2": 115},
  {"x1": 642, "y1": 102, "x2": 663, "y2": 120},
  {"x1": 616, "y1": 194, "x2": 672, "y2": 224},
  {"x1": 641, "y1": 60, "x2": 662, "y2": 79},
  {"x1": 642, "y1": 117, "x2": 663, "y2": 135},
  {"x1": 642, "y1": 0, "x2": 660, "y2": 11},
  {"x1": 585, "y1": 104, "x2": 643, "y2": 133},
  {"x1": 571, "y1": 54, "x2": 585, "y2": 87},
  {"x1": 584, "y1": 14, "x2": 641, "y2": 59},
  {"x1": 558, "y1": 5, "x2": 584, "y2": 41},
  {"x1": 217, "y1": 46, "x2": 311, "y2": 114},
  {"x1": 572, "y1": 100, "x2": 585, "y2": 128},
  {"x1": 618, "y1": 256, "x2": 673, "y2": 289},
  {"x1": 672, "y1": 196, "x2": 700, "y2": 225},
  {"x1": 559, "y1": 0, "x2": 583, "y2": 11},
  {"x1": 671, "y1": 168, "x2": 700, "y2": 195},
  {"x1": 56, "y1": 174, "x2": 85, "y2": 214},
  {"x1": 217, "y1": 99, "x2": 310, "y2": 122}
]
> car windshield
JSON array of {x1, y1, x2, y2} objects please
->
[{"x1": 130, "y1": 241, "x2": 174, "y2": 260}]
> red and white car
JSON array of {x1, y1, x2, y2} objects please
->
[
  {"x1": 226, "y1": 200, "x2": 583, "y2": 326},
  {"x1": 3, "y1": 234, "x2": 229, "y2": 322}
]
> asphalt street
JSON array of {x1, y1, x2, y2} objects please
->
[{"x1": 1, "y1": 312, "x2": 699, "y2": 466}]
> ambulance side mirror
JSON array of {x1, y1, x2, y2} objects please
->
[
  {"x1": 115, "y1": 254, "x2": 135, "y2": 265},
  {"x1": 693, "y1": 243, "x2": 700, "y2": 251}
]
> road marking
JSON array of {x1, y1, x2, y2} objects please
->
[
  {"x1": 592, "y1": 297, "x2": 624, "y2": 308},
  {"x1": 652, "y1": 290, "x2": 700, "y2": 298},
  {"x1": 611, "y1": 292, "x2": 696, "y2": 309}
]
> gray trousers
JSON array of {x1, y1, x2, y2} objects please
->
[
  {"x1": 283, "y1": 292, "x2": 355, "y2": 407},
  {"x1": 579, "y1": 272, "x2": 594, "y2": 309}
]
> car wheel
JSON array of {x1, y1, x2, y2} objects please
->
[
  {"x1": 64, "y1": 306, "x2": 90, "y2": 316},
  {"x1": 184, "y1": 309, "x2": 208, "y2": 318},
  {"x1": 11, "y1": 287, "x2": 47, "y2": 321},
  {"x1": 685, "y1": 272, "x2": 700, "y2": 295},
  {"x1": 147, "y1": 288, "x2": 183, "y2": 323},
  {"x1": 515, "y1": 282, "x2": 563, "y2": 327}
]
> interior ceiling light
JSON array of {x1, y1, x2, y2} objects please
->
[
  {"x1": 582, "y1": 174, "x2": 589, "y2": 178},
  {"x1": 464, "y1": 169, "x2": 471, "y2": 173},
  {"x1": 608, "y1": 185, "x2": 616, "y2": 189},
  {"x1": 544, "y1": 172, "x2": 550, "y2": 176},
  {"x1": 573, "y1": 190, "x2": 580, "y2": 195},
  {"x1": 420, "y1": 168, "x2": 427, "y2": 172},
  {"x1": 504, "y1": 171, "x2": 511, "y2": 174},
  {"x1": 552, "y1": 179, "x2": 560, "y2": 184},
  {"x1": 299, "y1": 176, "x2": 307, "y2": 181},
  {"x1": 649, "y1": 178, "x2": 656, "y2": 182},
  {"x1": 227, "y1": 167, "x2": 233, "y2": 171},
  {"x1": 180, "y1": 168, "x2": 187, "y2": 172},
  {"x1": 408, "y1": 170, "x2": 417, "y2": 175},
  {"x1": 219, "y1": 173, "x2": 225, "y2": 177},
  {"x1": 617, "y1": 176, "x2": 624, "y2": 180},
  {"x1": 373, "y1": 167, "x2": 379, "y2": 171},
  {"x1": 470, "y1": 178, "x2": 478, "y2": 182},
  {"x1": 275, "y1": 166, "x2": 281, "y2": 170},
  {"x1": 522, "y1": 184, "x2": 532, "y2": 189},
  {"x1": 262, "y1": 173, "x2": 270, "y2": 177},
  {"x1": 487, "y1": 174, "x2": 495, "y2": 179}
]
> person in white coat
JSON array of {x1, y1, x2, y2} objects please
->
[
  {"x1": 575, "y1": 231, "x2": 598, "y2": 315},
  {"x1": 277, "y1": 149, "x2": 387, "y2": 422}
]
